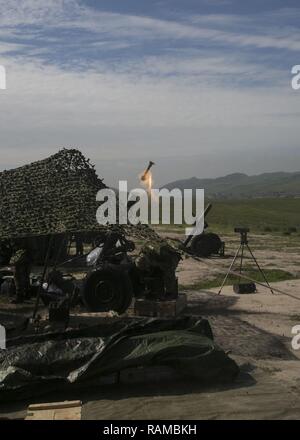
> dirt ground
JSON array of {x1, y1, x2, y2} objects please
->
[
  {"x1": 167, "y1": 229, "x2": 300, "y2": 286},
  {"x1": 1, "y1": 231, "x2": 300, "y2": 420}
]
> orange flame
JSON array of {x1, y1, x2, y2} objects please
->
[{"x1": 139, "y1": 170, "x2": 153, "y2": 195}]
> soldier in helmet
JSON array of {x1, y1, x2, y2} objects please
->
[
  {"x1": 10, "y1": 238, "x2": 33, "y2": 304},
  {"x1": 135, "y1": 239, "x2": 181, "y2": 300}
]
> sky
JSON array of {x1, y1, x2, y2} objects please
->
[{"x1": 0, "y1": 0, "x2": 299, "y2": 188}]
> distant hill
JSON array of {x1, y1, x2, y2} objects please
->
[{"x1": 163, "y1": 171, "x2": 300, "y2": 199}]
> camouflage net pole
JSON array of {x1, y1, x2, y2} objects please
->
[{"x1": 32, "y1": 235, "x2": 55, "y2": 319}]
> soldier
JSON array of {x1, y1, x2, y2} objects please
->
[
  {"x1": 135, "y1": 239, "x2": 181, "y2": 299},
  {"x1": 98, "y1": 229, "x2": 135, "y2": 264},
  {"x1": 10, "y1": 239, "x2": 33, "y2": 304},
  {"x1": 0, "y1": 240, "x2": 12, "y2": 266},
  {"x1": 74, "y1": 234, "x2": 84, "y2": 256}
]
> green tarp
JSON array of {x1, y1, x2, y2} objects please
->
[{"x1": 0, "y1": 316, "x2": 239, "y2": 401}]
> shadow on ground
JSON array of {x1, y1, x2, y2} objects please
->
[{"x1": 187, "y1": 290, "x2": 297, "y2": 361}]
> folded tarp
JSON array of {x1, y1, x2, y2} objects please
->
[{"x1": 0, "y1": 316, "x2": 239, "y2": 401}]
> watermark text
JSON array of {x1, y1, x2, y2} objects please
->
[
  {"x1": 0, "y1": 65, "x2": 6, "y2": 90},
  {"x1": 0, "y1": 324, "x2": 6, "y2": 349},
  {"x1": 96, "y1": 181, "x2": 205, "y2": 236},
  {"x1": 291, "y1": 65, "x2": 300, "y2": 90}
]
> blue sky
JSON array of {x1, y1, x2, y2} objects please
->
[{"x1": 0, "y1": 0, "x2": 299, "y2": 187}]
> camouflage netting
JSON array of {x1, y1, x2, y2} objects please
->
[
  {"x1": 0, "y1": 148, "x2": 161, "y2": 242},
  {"x1": 0, "y1": 149, "x2": 108, "y2": 240}
]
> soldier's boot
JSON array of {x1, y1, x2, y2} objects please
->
[
  {"x1": 24, "y1": 282, "x2": 31, "y2": 300},
  {"x1": 164, "y1": 273, "x2": 178, "y2": 300},
  {"x1": 10, "y1": 290, "x2": 24, "y2": 304}
]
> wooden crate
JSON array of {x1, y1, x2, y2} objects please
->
[
  {"x1": 26, "y1": 400, "x2": 82, "y2": 420},
  {"x1": 133, "y1": 293, "x2": 187, "y2": 317}
]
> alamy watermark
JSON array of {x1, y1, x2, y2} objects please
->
[
  {"x1": 96, "y1": 181, "x2": 205, "y2": 236},
  {"x1": 0, "y1": 65, "x2": 6, "y2": 90},
  {"x1": 0, "y1": 324, "x2": 6, "y2": 350},
  {"x1": 291, "y1": 325, "x2": 300, "y2": 350},
  {"x1": 291, "y1": 65, "x2": 300, "y2": 90}
]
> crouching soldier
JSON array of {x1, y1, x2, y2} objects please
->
[
  {"x1": 135, "y1": 239, "x2": 182, "y2": 300},
  {"x1": 10, "y1": 241, "x2": 33, "y2": 304}
]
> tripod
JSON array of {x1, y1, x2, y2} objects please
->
[{"x1": 218, "y1": 228, "x2": 274, "y2": 295}]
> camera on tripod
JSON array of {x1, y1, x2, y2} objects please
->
[
  {"x1": 234, "y1": 227, "x2": 249, "y2": 234},
  {"x1": 234, "y1": 227, "x2": 249, "y2": 245},
  {"x1": 218, "y1": 226, "x2": 273, "y2": 295}
]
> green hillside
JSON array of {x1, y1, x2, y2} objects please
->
[
  {"x1": 207, "y1": 198, "x2": 300, "y2": 233},
  {"x1": 164, "y1": 171, "x2": 300, "y2": 198}
]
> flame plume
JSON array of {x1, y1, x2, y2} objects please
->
[{"x1": 140, "y1": 170, "x2": 153, "y2": 195}]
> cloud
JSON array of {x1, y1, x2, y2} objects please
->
[
  {"x1": 0, "y1": 1, "x2": 299, "y2": 186},
  {"x1": 1, "y1": 1, "x2": 300, "y2": 55},
  {"x1": 0, "y1": 54, "x2": 297, "y2": 146},
  {"x1": 0, "y1": 0, "x2": 81, "y2": 26}
]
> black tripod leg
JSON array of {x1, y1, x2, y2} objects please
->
[
  {"x1": 246, "y1": 244, "x2": 274, "y2": 294},
  {"x1": 238, "y1": 244, "x2": 244, "y2": 284},
  {"x1": 218, "y1": 244, "x2": 242, "y2": 295}
]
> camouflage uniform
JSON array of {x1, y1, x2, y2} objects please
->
[
  {"x1": 135, "y1": 240, "x2": 181, "y2": 298},
  {"x1": 10, "y1": 247, "x2": 32, "y2": 302},
  {"x1": 74, "y1": 234, "x2": 84, "y2": 256},
  {"x1": 0, "y1": 240, "x2": 12, "y2": 266}
]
